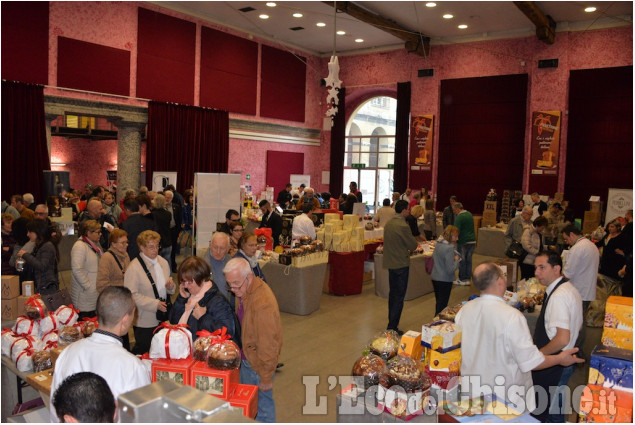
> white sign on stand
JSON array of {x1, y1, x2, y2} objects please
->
[
  {"x1": 194, "y1": 173, "x2": 241, "y2": 252},
  {"x1": 152, "y1": 171, "x2": 178, "y2": 192},
  {"x1": 606, "y1": 188, "x2": 633, "y2": 225},
  {"x1": 290, "y1": 174, "x2": 310, "y2": 191}
]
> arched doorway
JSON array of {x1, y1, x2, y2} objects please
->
[{"x1": 343, "y1": 96, "x2": 396, "y2": 213}]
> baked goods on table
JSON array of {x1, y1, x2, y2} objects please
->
[
  {"x1": 149, "y1": 323, "x2": 192, "y2": 360},
  {"x1": 32, "y1": 350, "x2": 52, "y2": 372},
  {"x1": 352, "y1": 353, "x2": 387, "y2": 387},
  {"x1": 369, "y1": 330, "x2": 400, "y2": 361},
  {"x1": 379, "y1": 354, "x2": 431, "y2": 392},
  {"x1": 24, "y1": 295, "x2": 48, "y2": 320},
  {"x1": 206, "y1": 339, "x2": 241, "y2": 370},
  {"x1": 58, "y1": 326, "x2": 82, "y2": 346}
]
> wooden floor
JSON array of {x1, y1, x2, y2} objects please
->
[{"x1": 58, "y1": 253, "x2": 602, "y2": 423}]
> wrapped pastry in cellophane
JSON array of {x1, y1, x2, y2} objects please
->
[
  {"x1": 149, "y1": 323, "x2": 192, "y2": 359},
  {"x1": 206, "y1": 327, "x2": 241, "y2": 370},
  {"x1": 352, "y1": 353, "x2": 387, "y2": 388},
  {"x1": 368, "y1": 330, "x2": 400, "y2": 361},
  {"x1": 379, "y1": 354, "x2": 431, "y2": 392}
]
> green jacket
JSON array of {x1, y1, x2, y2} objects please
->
[
  {"x1": 383, "y1": 215, "x2": 419, "y2": 269},
  {"x1": 455, "y1": 210, "x2": 476, "y2": 244}
]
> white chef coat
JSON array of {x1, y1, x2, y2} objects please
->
[
  {"x1": 455, "y1": 294, "x2": 545, "y2": 412},
  {"x1": 544, "y1": 277, "x2": 583, "y2": 350},
  {"x1": 563, "y1": 237, "x2": 599, "y2": 301},
  {"x1": 49, "y1": 332, "x2": 151, "y2": 422},
  {"x1": 292, "y1": 213, "x2": 316, "y2": 240}
]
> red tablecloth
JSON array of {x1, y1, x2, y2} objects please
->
[
  {"x1": 327, "y1": 251, "x2": 365, "y2": 295},
  {"x1": 363, "y1": 241, "x2": 382, "y2": 261}
]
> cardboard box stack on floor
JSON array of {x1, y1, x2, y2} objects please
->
[
  {"x1": 1, "y1": 275, "x2": 20, "y2": 321},
  {"x1": 579, "y1": 296, "x2": 633, "y2": 422},
  {"x1": 482, "y1": 200, "x2": 497, "y2": 227}
]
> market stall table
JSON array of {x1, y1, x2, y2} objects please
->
[
  {"x1": 374, "y1": 254, "x2": 434, "y2": 301},
  {"x1": 474, "y1": 227, "x2": 507, "y2": 258},
  {"x1": 261, "y1": 261, "x2": 327, "y2": 315},
  {"x1": 1, "y1": 354, "x2": 45, "y2": 421}
]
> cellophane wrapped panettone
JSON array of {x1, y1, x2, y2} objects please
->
[
  {"x1": 39, "y1": 312, "x2": 59, "y2": 337},
  {"x1": 352, "y1": 353, "x2": 387, "y2": 387},
  {"x1": 13, "y1": 316, "x2": 40, "y2": 337},
  {"x1": 32, "y1": 350, "x2": 52, "y2": 372},
  {"x1": 78, "y1": 318, "x2": 98, "y2": 337},
  {"x1": 369, "y1": 330, "x2": 400, "y2": 361},
  {"x1": 299, "y1": 235, "x2": 313, "y2": 245},
  {"x1": 379, "y1": 355, "x2": 431, "y2": 392},
  {"x1": 149, "y1": 323, "x2": 192, "y2": 359},
  {"x1": 10, "y1": 335, "x2": 43, "y2": 361},
  {"x1": 24, "y1": 295, "x2": 48, "y2": 320},
  {"x1": 55, "y1": 305, "x2": 79, "y2": 327},
  {"x1": 42, "y1": 330, "x2": 59, "y2": 346},
  {"x1": 193, "y1": 330, "x2": 216, "y2": 361},
  {"x1": 15, "y1": 347, "x2": 35, "y2": 372},
  {"x1": 58, "y1": 326, "x2": 82, "y2": 346},
  {"x1": 2, "y1": 329, "x2": 20, "y2": 357},
  {"x1": 205, "y1": 327, "x2": 241, "y2": 370}
]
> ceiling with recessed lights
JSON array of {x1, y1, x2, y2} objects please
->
[{"x1": 151, "y1": 1, "x2": 632, "y2": 56}]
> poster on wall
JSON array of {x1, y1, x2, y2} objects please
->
[
  {"x1": 290, "y1": 174, "x2": 310, "y2": 192},
  {"x1": 152, "y1": 171, "x2": 178, "y2": 192},
  {"x1": 530, "y1": 111, "x2": 561, "y2": 177},
  {"x1": 606, "y1": 188, "x2": 633, "y2": 225},
  {"x1": 106, "y1": 170, "x2": 117, "y2": 192},
  {"x1": 409, "y1": 115, "x2": 434, "y2": 171}
]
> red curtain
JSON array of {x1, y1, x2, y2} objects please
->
[
  {"x1": 329, "y1": 87, "x2": 346, "y2": 197},
  {"x1": 1, "y1": 80, "x2": 50, "y2": 201},
  {"x1": 394, "y1": 82, "x2": 411, "y2": 193},
  {"x1": 146, "y1": 102, "x2": 229, "y2": 193}
]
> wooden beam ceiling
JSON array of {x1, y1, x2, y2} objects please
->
[
  {"x1": 514, "y1": 1, "x2": 556, "y2": 44},
  {"x1": 322, "y1": 1, "x2": 431, "y2": 57}
]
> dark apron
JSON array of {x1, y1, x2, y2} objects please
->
[{"x1": 531, "y1": 278, "x2": 567, "y2": 422}]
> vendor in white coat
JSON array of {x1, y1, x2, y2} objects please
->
[
  {"x1": 70, "y1": 220, "x2": 102, "y2": 320},
  {"x1": 124, "y1": 230, "x2": 175, "y2": 355}
]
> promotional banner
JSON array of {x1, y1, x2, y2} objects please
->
[
  {"x1": 606, "y1": 188, "x2": 633, "y2": 225},
  {"x1": 530, "y1": 111, "x2": 561, "y2": 177},
  {"x1": 106, "y1": 170, "x2": 117, "y2": 192},
  {"x1": 410, "y1": 115, "x2": 434, "y2": 172},
  {"x1": 152, "y1": 171, "x2": 178, "y2": 192}
]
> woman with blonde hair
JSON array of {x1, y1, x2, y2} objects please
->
[
  {"x1": 406, "y1": 204, "x2": 426, "y2": 242},
  {"x1": 71, "y1": 220, "x2": 103, "y2": 319},
  {"x1": 96, "y1": 229, "x2": 130, "y2": 292},
  {"x1": 124, "y1": 230, "x2": 175, "y2": 354},
  {"x1": 431, "y1": 225, "x2": 461, "y2": 315}
]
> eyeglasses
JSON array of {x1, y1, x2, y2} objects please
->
[
  {"x1": 116, "y1": 240, "x2": 129, "y2": 245},
  {"x1": 226, "y1": 275, "x2": 248, "y2": 291},
  {"x1": 144, "y1": 244, "x2": 160, "y2": 250},
  {"x1": 91, "y1": 230, "x2": 102, "y2": 235},
  {"x1": 232, "y1": 228, "x2": 244, "y2": 233}
]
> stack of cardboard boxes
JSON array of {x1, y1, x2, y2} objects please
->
[
  {"x1": 481, "y1": 200, "x2": 497, "y2": 227},
  {"x1": 1, "y1": 275, "x2": 20, "y2": 321},
  {"x1": 499, "y1": 190, "x2": 513, "y2": 224},
  {"x1": 421, "y1": 321, "x2": 461, "y2": 390},
  {"x1": 579, "y1": 296, "x2": 633, "y2": 422},
  {"x1": 583, "y1": 198, "x2": 603, "y2": 235}
]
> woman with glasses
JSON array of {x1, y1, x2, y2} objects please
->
[
  {"x1": 170, "y1": 256, "x2": 241, "y2": 344},
  {"x1": 233, "y1": 232, "x2": 267, "y2": 282},
  {"x1": 228, "y1": 221, "x2": 244, "y2": 257},
  {"x1": 124, "y1": 230, "x2": 175, "y2": 354},
  {"x1": 70, "y1": 220, "x2": 103, "y2": 319}
]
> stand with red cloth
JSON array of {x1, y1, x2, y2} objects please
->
[{"x1": 325, "y1": 251, "x2": 365, "y2": 295}]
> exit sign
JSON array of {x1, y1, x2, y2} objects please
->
[
  {"x1": 387, "y1": 164, "x2": 394, "y2": 169},
  {"x1": 351, "y1": 163, "x2": 366, "y2": 169}
]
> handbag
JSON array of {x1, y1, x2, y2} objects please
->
[
  {"x1": 177, "y1": 231, "x2": 192, "y2": 249},
  {"x1": 39, "y1": 283, "x2": 70, "y2": 311},
  {"x1": 505, "y1": 240, "x2": 527, "y2": 260},
  {"x1": 137, "y1": 255, "x2": 172, "y2": 322},
  {"x1": 424, "y1": 256, "x2": 434, "y2": 274}
]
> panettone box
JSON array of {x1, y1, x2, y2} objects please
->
[
  {"x1": 151, "y1": 358, "x2": 195, "y2": 386},
  {"x1": 1, "y1": 275, "x2": 20, "y2": 299},
  {"x1": 377, "y1": 383, "x2": 432, "y2": 421},
  {"x1": 579, "y1": 384, "x2": 633, "y2": 423},
  {"x1": 1, "y1": 297, "x2": 18, "y2": 320},
  {"x1": 589, "y1": 345, "x2": 632, "y2": 393},
  {"x1": 421, "y1": 320, "x2": 461, "y2": 351},
  {"x1": 189, "y1": 360, "x2": 239, "y2": 400},
  {"x1": 423, "y1": 347, "x2": 461, "y2": 390},
  {"x1": 228, "y1": 384, "x2": 258, "y2": 419},
  {"x1": 601, "y1": 327, "x2": 633, "y2": 351},
  {"x1": 604, "y1": 296, "x2": 633, "y2": 332},
  {"x1": 399, "y1": 331, "x2": 423, "y2": 362}
]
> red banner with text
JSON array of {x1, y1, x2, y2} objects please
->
[
  {"x1": 530, "y1": 111, "x2": 561, "y2": 177},
  {"x1": 410, "y1": 115, "x2": 434, "y2": 172}
]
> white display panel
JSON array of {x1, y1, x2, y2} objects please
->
[
  {"x1": 290, "y1": 174, "x2": 310, "y2": 190},
  {"x1": 152, "y1": 171, "x2": 178, "y2": 192},
  {"x1": 606, "y1": 188, "x2": 633, "y2": 225},
  {"x1": 194, "y1": 173, "x2": 241, "y2": 252}
]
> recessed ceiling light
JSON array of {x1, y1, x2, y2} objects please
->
[
  {"x1": 355, "y1": 38, "x2": 364, "y2": 43},
  {"x1": 458, "y1": 24, "x2": 468, "y2": 29},
  {"x1": 316, "y1": 22, "x2": 326, "y2": 27},
  {"x1": 259, "y1": 14, "x2": 269, "y2": 19},
  {"x1": 584, "y1": 6, "x2": 597, "y2": 12},
  {"x1": 293, "y1": 12, "x2": 303, "y2": 18},
  {"x1": 266, "y1": 2, "x2": 276, "y2": 7},
  {"x1": 337, "y1": 30, "x2": 346, "y2": 35},
  {"x1": 426, "y1": 2, "x2": 437, "y2": 7},
  {"x1": 443, "y1": 14, "x2": 454, "y2": 19}
]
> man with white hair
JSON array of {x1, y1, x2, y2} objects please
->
[
  {"x1": 504, "y1": 205, "x2": 533, "y2": 250},
  {"x1": 296, "y1": 187, "x2": 320, "y2": 211},
  {"x1": 22, "y1": 193, "x2": 34, "y2": 209},
  {"x1": 224, "y1": 258, "x2": 282, "y2": 423},
  {"x1": 203, "y1": 232, "x2": 233, "y2": 308}
]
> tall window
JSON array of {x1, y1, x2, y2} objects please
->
[{"x1": 344, "y1": 96, "x2": 396, "y2": 213}]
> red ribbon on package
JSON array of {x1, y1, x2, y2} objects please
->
[
  {"x1": 26, "y1": 295, "x2": 45, "y2": 319},
  {"x1": 209, "y1": 326, "x2": 232, "y2": 345},
  {"x1": 153, "y1": 322, "x2": 191, "y2": 360},
  {"x1": 196, "y1": 330, "x2": 215, "y2": 339},
  {"x1": 2, "y1": 327, "x2": 14, "y2": 337},
  {"x1": 15, "y1": 347, "x2": 35, "y2": 367},
  {"x1": 44, "y1": 340, "x2": 58, "y2": 351},
  {"x1": 45, "y1": 312, "x2": 58, "y2": 330},
  {"x1": 14, "y1": 316, "x2": 35, "y2": 336},
  {"x1": 57, "y1": 305, "x2": 80, "y2": 325},
  {"x1": 10, "y1": 334, "x2": 34, "y2": 356},
  {"x1": 80, "y1": 316, "x2": 99, "y2": 329},
  {"x1": 254, "y1": 228, "x2": 273, "y2": 251}
]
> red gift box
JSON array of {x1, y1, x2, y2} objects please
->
[
  {"x1": 151, "y1": 357, "x2": 194, "y2": 386},
  {"x1": 189, "y1": 360, "x2": 239, "y2": 400},
  {"x1": 229, "y1": 384, "x2": 258, "y2": 419}
]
